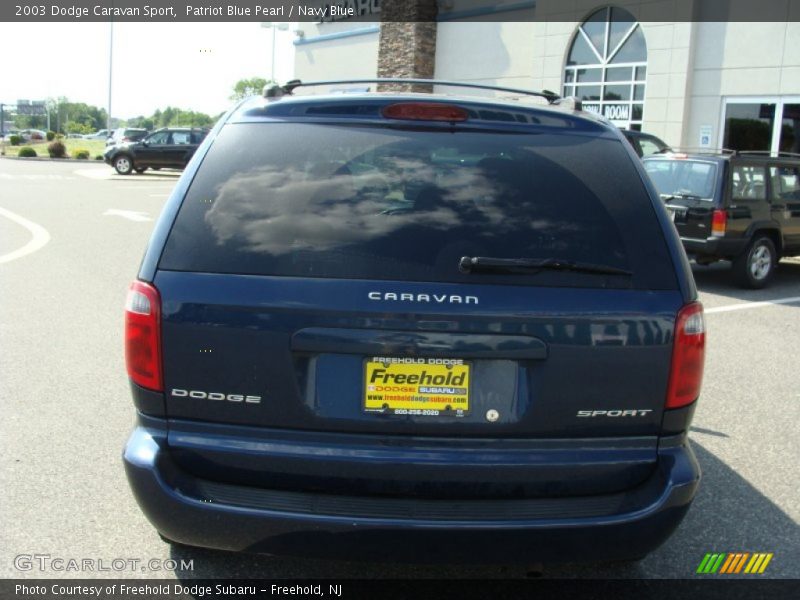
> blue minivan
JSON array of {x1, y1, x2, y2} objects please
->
[{"x1": 123, "y1": 80, "x2": 704, "y2": 564}]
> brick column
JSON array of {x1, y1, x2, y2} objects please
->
[{"x1": 377, "y1": 1, "x2": 438, "y2": 92}]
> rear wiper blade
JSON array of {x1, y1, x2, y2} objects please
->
[
  {"x1": 459, "y1": 256, "x2": 632, "y2": 277},
  {"x1": 662, "y1": 192, "x2": 700, "y2": 200}
]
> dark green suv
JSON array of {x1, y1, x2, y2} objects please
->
[
  {"x1": 644, "y1": 151, "x2": 800, "y2": 288},
  {"x1": 104, "y1": 127, "x2": 208, "y2": 175}
]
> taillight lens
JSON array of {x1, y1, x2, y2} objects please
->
[
  {"x1": 382, "y1": 102, "x2": 469, "y2": 122},
  {"x1": 125, "y1": 281, "x2": 162, "y2": 391},
  {"x1": 711, "y1": 209, "x2": 727, "y2": 237},
  {"x1": 666, "y1": 302, "x2": 705, "y2": 409}
]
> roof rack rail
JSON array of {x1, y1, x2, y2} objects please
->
[
  {"x1": 664, "y1": 147, "x2": 737, "y2": 155},
  {"x1": 263, "y1": 79, "x2": 561, "y2": 104},
  {"x1": 736, "y1": 150, "x2": 800, "y2": 158}
]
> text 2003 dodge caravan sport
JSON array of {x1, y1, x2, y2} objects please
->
[{"x1": 123, "y1": 80, "x2": 704, "y2": 564}]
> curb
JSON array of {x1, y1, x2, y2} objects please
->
[{"x1": 0, "y1": 155, "x2": 104, "y2": 163}]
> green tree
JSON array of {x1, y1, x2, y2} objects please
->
[
  {"x1": 21, "y1": 97, "x2": 109, "y2": 134},
  {"x1": 127, "y1": 115, "x2": 155, "y2": 130},
  {"x1": 151, "y1": 106, "x2": 213, "y2": 128},
  {"x1": 65, "y1": 121, "x2": 93, "y2": 135},
  {"x1": 230, "y1": 77, "x2": 269, "y2": 101}
]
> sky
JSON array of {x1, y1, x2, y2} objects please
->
[{"x1": 0, "y1": 22, "x2": 296, "y2": 120}]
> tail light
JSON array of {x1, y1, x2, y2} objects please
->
[
  {"x1": 125, "y1": 281, "x2": 162, "y2": 391},
  {"x1": 666, "y1": 302, "x2": 705, "y2": 409},
  {"x1": 711, "y1": 209, "x2": 727, "y2": 237}
]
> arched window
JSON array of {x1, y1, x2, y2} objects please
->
[{"x1": 563, "y1": 7, "x2": 647, "y2": 130}]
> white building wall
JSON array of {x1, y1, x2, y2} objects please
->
[
  {"x1": 436, "y1": 2, "x2": 701, "y2": 146},
  {"x1": 530, "y1": 0, "x2": 699, "y2": 148},
  {"x1": 291, "y1": 2, "x2": 800, "y2": 153},
  {"x1": 294, "y1": 22, "x2": 379, "y2": 83},
  {"x1": 434, "y1": 20, "x2": 538, "y2": 93},
  {"x1": 686, "y1": 21, "x2": 800, "y2": 149}
]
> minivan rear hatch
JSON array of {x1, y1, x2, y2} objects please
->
[{"x1": 153, "y1": 111, "x2": 683, "y2": 497}]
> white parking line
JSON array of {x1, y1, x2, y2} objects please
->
[
  {"x1": 0, "y1": 206, "x2": 51, "y2": 264},
  {"x1": 0, "y1": 173, "x2": 76, "y2": 180},
  {"x1": 705, "y1": 296, "x2": 800, "y2": 314},
  {"x1": 73, "y1": 167, "x2": 180, "y2": 182},
  {"x1": 72, "y1": 168, "x2": 112, "y2": 180},
  {"x1": 103, "y1": 209, "x2": 152, "y2": 222}
]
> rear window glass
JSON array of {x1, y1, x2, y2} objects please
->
[
  {"x1": 638, "y1": 136, "x2": 667, "y2": 157},
  {"x1": 160, "y1": 123, "x2": 676, "y2": 289},
  {"x1": 644, "y1": 159, "x2": 717, "y2": 200}
]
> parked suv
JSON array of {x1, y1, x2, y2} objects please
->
[
  {"x1": 623, "y1": 129, "x2": 671, "y2": 158},
  {"x1": 644, "y1": 151, "x2": 800, "y2": 288},
  {"x1": 123, "y1": 80, "x2": 704, "y2": 564},
  {"x1": 104, "y1": 127, "x2": 208, "y2": 175},
  {"x1": 83, "y1": 129, "x2": 110, "y2": 140}
]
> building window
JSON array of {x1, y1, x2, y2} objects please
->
[
  {"x1": 563, "y1": 7, "x2": 647, "y2": 130},
  {"x1": 722, "y1": 99, "x2": 800, "y2": 154}
]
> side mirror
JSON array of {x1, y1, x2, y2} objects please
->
[{"x1": 142, "y1": 139, "x2": 149, "y2": 146}]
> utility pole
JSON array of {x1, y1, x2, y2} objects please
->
[
  {"x1": 107, "y1": 20, "x2": 114, "y2": 132},
  {"x1": 0, "y1": 103, "x2": 5, "y2": 155},
  {"x1": 260, "y1": 22, "x2": 289, "y2": 83}
]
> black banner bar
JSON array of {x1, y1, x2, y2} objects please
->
[
  {"x1": 1, "y1": 579, "x2": 798, "y2": 600},
  {"x1": 3, "y1": 0, "x2": 800, "y2": 23}
]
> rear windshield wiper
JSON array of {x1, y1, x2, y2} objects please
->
[
  {"x1": 661, "y1": 192, "x2": 701, "y2": 201},
  {"x1": 459, "y1": 256, "x2": 632, "y2": 277}
]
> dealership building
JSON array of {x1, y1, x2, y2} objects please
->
[{"x1": 294, "y1": 0, "x2": 800, "y2": 153}]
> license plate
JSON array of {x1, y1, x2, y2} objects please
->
[{"x1": 363, "y1": 357, "x2": 470, "y2": 417}]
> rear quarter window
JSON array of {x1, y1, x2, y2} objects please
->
[{"x1": 159, "y1": 122, "x2": 677, "y2": 290}]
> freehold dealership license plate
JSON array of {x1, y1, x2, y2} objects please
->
[{"x1": 363, "y1": 357, "x2": 470, "y2": 417}]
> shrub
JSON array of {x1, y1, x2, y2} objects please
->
[
  {"x1": 94, "y1": 155, "x2": 103, "y2": 160},
  {"x1": 55, "y1": 133, "x2": 65, "y2": 140},
  {"x1": 73, "y1": 149, "x2": 90, "y2": 160},
  {"x1": 31, "y1": 132, "x2": 44, "y2": 141},
  {"x1": 18, "y1": 147, "x2": 37, "y2": 158},
  {"x1": 46, "y1": 131, "x2": 56, "y2": 141},
  {"x1": 48, "y1": 140, "x2": 67, "y2": 158},
  {"x1": 9, "y1": 135, "x2": 23, "y2": 146}
]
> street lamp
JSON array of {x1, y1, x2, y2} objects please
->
[{"x1": 260, "y1": 22, "x2": 289, "y2": 83}]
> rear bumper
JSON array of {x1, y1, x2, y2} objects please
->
[
  {"x1": 123, "y1": 421, "x2": 700, "y2": 564},
  {"x1": 681, "y1": 236, "x2": 747, "y2": 259}
]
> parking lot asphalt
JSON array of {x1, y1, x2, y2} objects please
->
[{"x1": 1, "y1": 159, "x2": 798, "y2": 580}]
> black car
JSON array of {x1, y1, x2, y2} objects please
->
[
  {"x1": 644, "y1": 150, "x2": 800, "y2": 288},
  {"x1": 122, "y1": 79, "x2": 704, "y2": 564},
  {"x1": 623, "y1": 129, "x2": 671, "y2": 157},
  {"x1": 104, "y1": 128, "x2": 208, "y2": 175}
]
